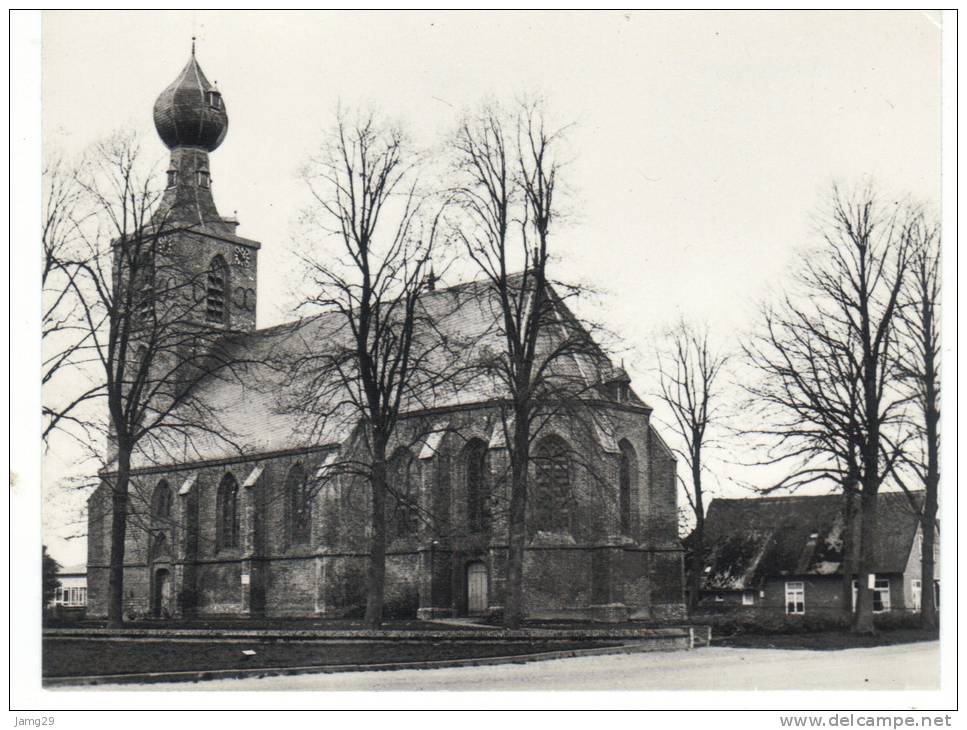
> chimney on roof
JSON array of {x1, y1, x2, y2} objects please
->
[{"x1": 426, "y1": 265, "x2": 437, "y2": 291}]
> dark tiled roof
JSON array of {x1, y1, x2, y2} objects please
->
[
  {"x1": 133, "y1": 277, "x2": 648, "y2": 468},
  {"x1": 701, "y1": 490, "x2": 923, "y2": 590}
]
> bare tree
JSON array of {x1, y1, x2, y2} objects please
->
[
  {"x1": 42, "y1": 157, "x2": 101, "y2": 442},
  {"x1": 286, "y1": 111, "x2": 444, "y2": 628},
  {"x1": 655, "y1": 320, "x2": 729, "y2": 612},
  {"x1": 49, "y1": 132, "x2": 247, "y2": 626},
  {"x1": 449, "y1": 101, "x2": 616, "y2": 629},
  {"x1": 744, "y1": 184, "x2": 912, "y2": 634},
  {"x1": 893, "y1": 213, "x2": 940, "y2": 629}
]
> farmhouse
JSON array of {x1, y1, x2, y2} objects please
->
[
  {"x1": 694, "y1": 491, "x2": 935, "y2": 618},
  {"x1": 85, "y1": 51, "x2": 686, "y2": 622}
]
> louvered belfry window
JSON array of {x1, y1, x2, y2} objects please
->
[{"x1": 206, "y1": 255, "x2": 227, "y2": 324}]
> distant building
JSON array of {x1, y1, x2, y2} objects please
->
[
  {"x1": 693, "y1": 491, "x2": 936, "y2": 617},
  {"x1": 50, "y1": 564, "x2": 87, "y2": 610}
]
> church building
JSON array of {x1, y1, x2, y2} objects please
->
[{"x1": 85, "y1": 51, "x2": 686, "y2": 623}]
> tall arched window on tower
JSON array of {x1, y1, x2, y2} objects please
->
[
  {"x1": 206, "y1": 255, "x2": 228, "y2": 324},
  {"x1": 216, "y1": 473, "x2": 240, "y2": 550},
  {"x1": 285, "y1": 463, "x2": 312, "y2": 546},
  {"x1": 618, "y1": 440, "x2": 638, "y2": 536},
  {"x1": 465, "y1": 440, "x2": 490, "y2": 533},
  {"x1": 532, "y1": 436, "x2": 573, "y2": 533}
]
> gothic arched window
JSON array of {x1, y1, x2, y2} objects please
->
[
  {"x1": 286, "y1": 463, "x2": 312, "y2": 546},
  {"x1": 465, "y1": 440, "x2": 490, "y2": 533},
  {"x1": 205, "y1": 255, "x2": 228, "y2": 324},
  {"x1": 532, "y1": 436, "x2": 573, "y2": 533},
  {"x1": 151, "y1": 480, "x2": 172, "y2": 525},
  {"x1": 216, "y1": 473, "x2": 240, "y2": 550},
  {"x1": 618, "y1": 440, "x2": 637, "y2": 535},
  {"x1": 388, "y1": 448, "x2": 417, "y2": 539}
]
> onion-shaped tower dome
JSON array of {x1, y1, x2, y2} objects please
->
[{"x1": 153, "y1": 46, "x2": 228, "y2": 151}]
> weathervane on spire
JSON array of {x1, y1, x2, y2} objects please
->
[{"x1": 191, "y1": 35, "x2": 196, "y2": 57}]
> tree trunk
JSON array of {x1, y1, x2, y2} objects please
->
[
  {"x1": 687, "y1": 454, "x2": 704, "y2": 612},
  {"x1": 503, "y1": 417, "x2": 530, "y2": 630},
  {"x1": 364, "y1": 440, "x2": 388, "y2": 629},
  {"x1": 851, "y1": 486, "x2": 878, "y2": 634},
  {"x1": 920, "y1": 330, "x2": 939, "y2": 630},
  {"x1": 107, "y1": 447, "x2": 131, "y2": 628},
  {"x1": 920, "y1": 504, "x2": 938, "y2": 630},
  {"x1": 688, "y1": 518, "x2": 704, "y2": 613},
  {"x1": 841, "y1": 485, "x2": 856, "y2": 618},
  {"x1": 920, "y1": 418, "x2": 939, "y2": 629}
]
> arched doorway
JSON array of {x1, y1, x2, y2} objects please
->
[
  {"x1": 466, "y1": 562, "x2": 488, "y2": 616},
  {"x1": 153, "y1": 568, "x2": 172, "y2": 618}
]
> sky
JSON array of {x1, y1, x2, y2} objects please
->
[{"x1": 40, "y1": 10, "x2": 943, "y2": 565}]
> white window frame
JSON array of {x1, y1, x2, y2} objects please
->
[
  {"x1": 742, "y1": 591, "x2": 755, "y2": 606},
  {"x1": 912, "y1": 579, "x2": 922, "y2": 612},
  {"x1": 852, "y1": 578, "x2": 891, "y2": 613},
  {"x1": 785, "y1": 581, "x2": 805, "y2": 615},
  {"x1": 872, "y1": 579, "x2": 891, "y2": 612}
]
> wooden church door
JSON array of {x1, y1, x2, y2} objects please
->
[
  {"x1": 153, "y1": 568, "x2": 172, "y2": 618},
  {"x1": 467, "y1": 562, "x2": 488, "y2": 615}
]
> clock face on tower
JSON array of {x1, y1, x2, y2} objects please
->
[{"x1": 233, "y1": 246, "x2": 251, "y2": 265}]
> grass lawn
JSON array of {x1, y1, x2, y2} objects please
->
[
  {"x1": 43, "y1": 617, "x2": 478, "y2": 632},
  {"x1": 42, "y1": 638, "x2": 619, "y2": 678},
  {"x1": 712, "y1": 628, "x2": 939, "y2": 650}
]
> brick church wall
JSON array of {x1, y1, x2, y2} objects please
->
[{"x1": 85, "y1": 400, "x2": 686, "y2": 622}]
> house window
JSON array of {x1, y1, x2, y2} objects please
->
[
  {"x1": 205, "y1": 255, "x2": 227, "y2": 323},
  {"x1": 618, "y1": 440, "x2": 636, "y2": 535},
  {"x1": 465, "y1": 440, "x2": 489, "y2": 533},
  {"x1": 166, "y1": 169, "x2": 178, "y2": 188},
  {"x1": 714, "y1": 594, "x2": 724, "y2": 603},
  {"x1": 533, "y1": 436, "x2": 574, "y2": 533},
  {"x1": 207, "y1": 90, "x2": 222, "y2": 109},
  {"x1": 285, "y1": 463, "x2": 312, "y2": 546},
  {"x1": 216, "y1": 473, "x2": 240, "y2": 550},
  {"x1": 851, "y1": 578, "x2": 892, "y2": 613},
  {"x1": 65, "y1": 587, "x2": 87, "y2": 606},
  {"x1": 912, "y1": 580, "x2": 922, "y2": 612},
  {"x1": 785, "y1": 581, "x2": 805, "y2": 614},
  {"x1": 388, "y1": 448, "x2": 417, "y2": 538},
  {"x1": 196, "y1": 170, "x2": 210, "y2": 188},
  {"x1": 742, "y1": 591, "x2": 755, "y2": 606},
  {"x1": 872, "y1": 579, "x2": 891, "y2": 613}
]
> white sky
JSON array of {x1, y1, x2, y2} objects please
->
[{"x1": 40, "y1": 10, "x2": 942, "y2": 565}]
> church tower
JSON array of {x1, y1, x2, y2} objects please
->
[{"x1": 150, "y1": 44, "x2": 260, "y2": 333}]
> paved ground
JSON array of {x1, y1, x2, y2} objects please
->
[{"x1": 94, "y1": 640, "x2": 938, "y2": 692}]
